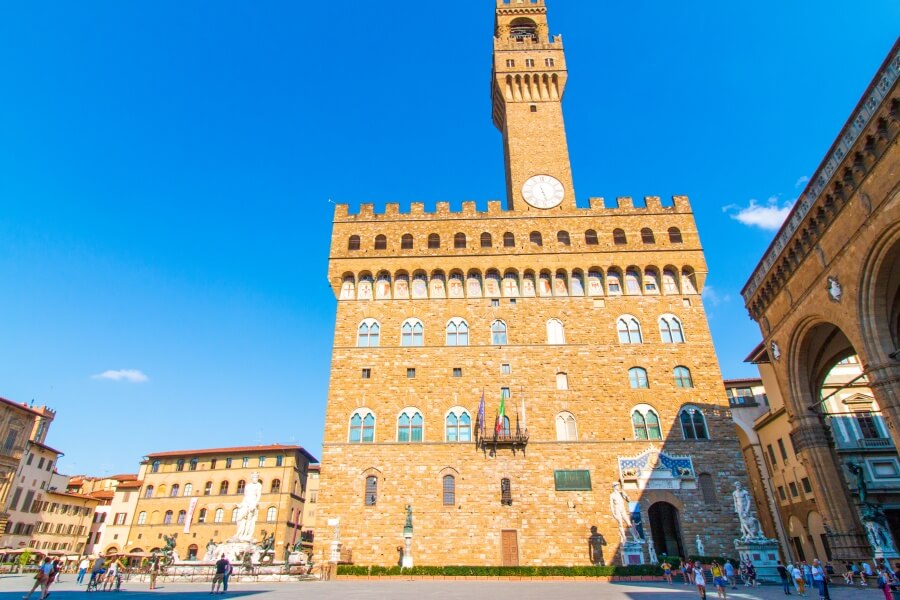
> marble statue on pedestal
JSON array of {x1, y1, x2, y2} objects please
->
[
  {"x1": 695, "y1": 535, "x2": 704, "y2": 555},
  {"x1": 610, "y1": 483, "x2": 640, "y2": 542},
  {"x1": 231, "y1": 472, "x2": 263, "y2": 542},
  {"x1": 732, "y1": 482, "x2": 765, "y2": 540}
]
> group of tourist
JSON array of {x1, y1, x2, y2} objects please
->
[
  {"x1": 659, "y1": 555, "x2": 900, "y2": 600},
  {"x1": 660, "y1": 558, "x2": 742, "y2": 599},
  {"x1": 774, "y1": 559, "x2": 831, "y2": 598}
]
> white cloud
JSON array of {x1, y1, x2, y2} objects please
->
[
  {"x1": 702, "y1": 285, "x2": 731, "y2": 308},
  {"x1": 92, "y1": 369, "x2": 149, "y2": 383},
  {"x1": 794, "y1": 175, "x2": 810, "y2": 188},
  {"x1": 723, "y1": 195, "x2": 794, "y2": 231}
]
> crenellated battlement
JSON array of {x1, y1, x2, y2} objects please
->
[{"x1": 333, "y1": 196, "x2": 692, "y2": 222}]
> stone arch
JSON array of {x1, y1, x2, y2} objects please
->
[
  {"x1": 859, "y1": 215, "x2": 900, "y2": 362},
  {"x1": 788, "y1": 319, "x2": 861, "y2": 410},
  {"x1": 806, "y1": 510, "x2": 828, "y2": 561}
]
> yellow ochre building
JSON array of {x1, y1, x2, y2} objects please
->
[{"x1": 319, "y1": 0, "x2": 751, "y2": 567}]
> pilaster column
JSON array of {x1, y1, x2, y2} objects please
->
[{"x1": 790, "y1": 415, "x2": 870, "y2": 560}]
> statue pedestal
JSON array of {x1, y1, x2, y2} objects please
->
[
  {"x1": 329, "y1": 540, "x2": 342, "y2": 564},
  {"x1": 204, "y1": 540, "x2": 258, "y2": 565},
  {"x1": 620, "y1": 540, "x2": 645, "y2": 566},
  {"x1": 401, "y1": 533, "x2": 413, "y2": 568},
  {"x1": 735, "y1": 539, "x2": 780, "y2": 582}
]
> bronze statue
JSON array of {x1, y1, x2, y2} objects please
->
[{"x1": 848, "y1": 462, "x2": 868, "y2": 504}]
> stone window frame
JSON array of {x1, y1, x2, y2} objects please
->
[
  {"x1": 556, "y1": 372, "x2": 568, "y2": 390},
  {"x1": 397, "y1": 407, "x2": 425, "y2": 443},
  {"x1": 668, "y1": 227, "x2": 683, "y2": 244},
  {"x1": 445, "y1": 317, "x2": 470, "y2": 347},
  {"x1": 365, "y1": 474, "x2": 378, "y2": 506},
  {"x1": 401, "y1": 318, "x2": 424, "y2": 347},
  {"x1": 679, "y1": 406, "x2": 709, "y2": 440},
  {"x1": 266, "y1": 506, "x2": 277, "y2": 523},
  {"x1": 348, "y1": 235, "x2": 361, "y2": 251},
  {"x1": 659, "y1": 314, "x2": 686, "y2": 344},
  {"x1": 357, "y1": 318, "x2": 381, "y2": 348},
  {"x1": 617, "y1": 315, "x2": 643, "y2": 344},
  {"x1": 444, "y1": 406, "x2": 472, "y2": 443},
  {"x1": 628, "y1": 367, "x2": 649, "y2": 389},
  {"x1": 585, "y1": 229, "x2": 599, "y2": 245},
  {"x1": 555, "y1": 411, "x2": 577, "y2": 441},
  {"x1": 631, "y1": 404, "x2": 662, "y2": 440},
  {"x1": 546, "y1": 318, "x2": 565, "y2": 344},
  {"x1": 454, "y1": 232, "x2": 467, "y2": 249},
  {"x1": 348, "y1": 408, "x2": 376, "y2": 444},
  {"x1": 442, "y1": 474, "x2": 456, "y2": 506},
  {"x1": 374, "y1": 234, "x2": 387, "y2": 250},
  {"x1": 674, "y1": 366, "x2": 694, "y2": 389},
  {"x1": 491, "y1": 320, "x2": 509, "y2": 345}
]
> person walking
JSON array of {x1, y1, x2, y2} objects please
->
[
  {"x1": 711, "y1": 561, "x2": 727, "y2": 600},
  {"x1": 76, "y1": 557, "x2": 90, "y2": 585},
  {"x1": 812, "y1": 558, "x2": 830, "y2": 600},
  {"x1": 747, "y1": 562, "x2": 758, "y2": 587},
  {"x1": 877, "y1": 566, "x2": 894, "y2": 600},
  {"x1": 661, "y1": 559, "x2": 673, "y2": 584},
  {"x1": 149, "y1": 555, "x2": 160, "y2": 590},
  {"x1": 694, "y1": 561, "x2": 708, "y2": 600},
  {"x1": 681, "y1": 559, "x2": 691, "y2": 585},
  {"x1": 103, "y1": 558, "x2": 119, "y2": 592},
  {"x1": 777, "y1": 561, "x2": 793, "y2": 595},
  {"x1": 803, "y1": 561, "x2": 813, "y2": 588},
  {"x1": 724, "y1": 560, "x2": 737, "y2": 590},
  {"x1": 40, "y1": 560, "x2": 61, "y2": 600},
  {"x1": 23, "y1": 557, "x2": 53, "y2": 600}
]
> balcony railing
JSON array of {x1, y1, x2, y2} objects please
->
[
  {"x1": 859, "y1": 437, "x2": 893, "y2": 449},
  {"x1": 475, "y1": 428, "x2": 529, "y2": 454}
]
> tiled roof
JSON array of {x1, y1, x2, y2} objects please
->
[
  {"x1": 0, "y1": 396, "x2": 47, "y2": 418},
  {"x1": 28, "y1": 440, "x2": 64, "y2": 456},
  {"x1": 115, "y1": 481, "x2": 143, "y2": 489}
]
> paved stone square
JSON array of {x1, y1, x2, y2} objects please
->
[{"x1": 0, "y1": 574, "x2": 882, "y2": 600}]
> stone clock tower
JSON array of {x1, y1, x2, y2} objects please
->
[
  {"x1": 492, "y1": 0, "x2": 575, "y2": 211},
  {"x1": 318, "y1": 0, "x2": 751, "y2": 569}
]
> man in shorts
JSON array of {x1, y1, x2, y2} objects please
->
[{"x1": 211, "y1": 555, "x2": 229, "y2": 594}]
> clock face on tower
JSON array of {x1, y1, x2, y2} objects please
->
[{"x1": 522, "y1": 175, "x2": 565, "y2": 209}]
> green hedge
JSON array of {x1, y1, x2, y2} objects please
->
[{"x1": 337, "y1": 564, "x2": 663, "y2": 577}]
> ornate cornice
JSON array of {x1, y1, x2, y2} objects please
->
[{"x1": 742, "y1": 42, "x2": 900, "y2": 312}]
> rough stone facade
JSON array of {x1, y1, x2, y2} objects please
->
[
  {"x1": 317, "y1": 0, "x2": 749, "y2": 567},
  {"x1": 741, "y1": 41, "x2": 900, "y2": 562}
]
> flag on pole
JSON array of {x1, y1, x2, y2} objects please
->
[
  {"x1": 478, "y1": 390, "x2": 485, "y2": 437},
  {"x1": 495, "y1": 390, "x2": 506, "y2": 435}
]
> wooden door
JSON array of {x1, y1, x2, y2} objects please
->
[{"x1": 501, "y1": 529, "x2": 519, "y2": 566}]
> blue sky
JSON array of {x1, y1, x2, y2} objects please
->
[{"x1": 0, "y1": 1, "x2": 897, "y2": 475}]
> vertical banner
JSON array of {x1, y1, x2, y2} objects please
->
[{"x1": 184, "y1": 497, "x2": 199, "y2": 534}]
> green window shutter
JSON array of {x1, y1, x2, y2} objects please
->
[{"x1": 554, "y1": 470, "x2": 592, "y2": 491}]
